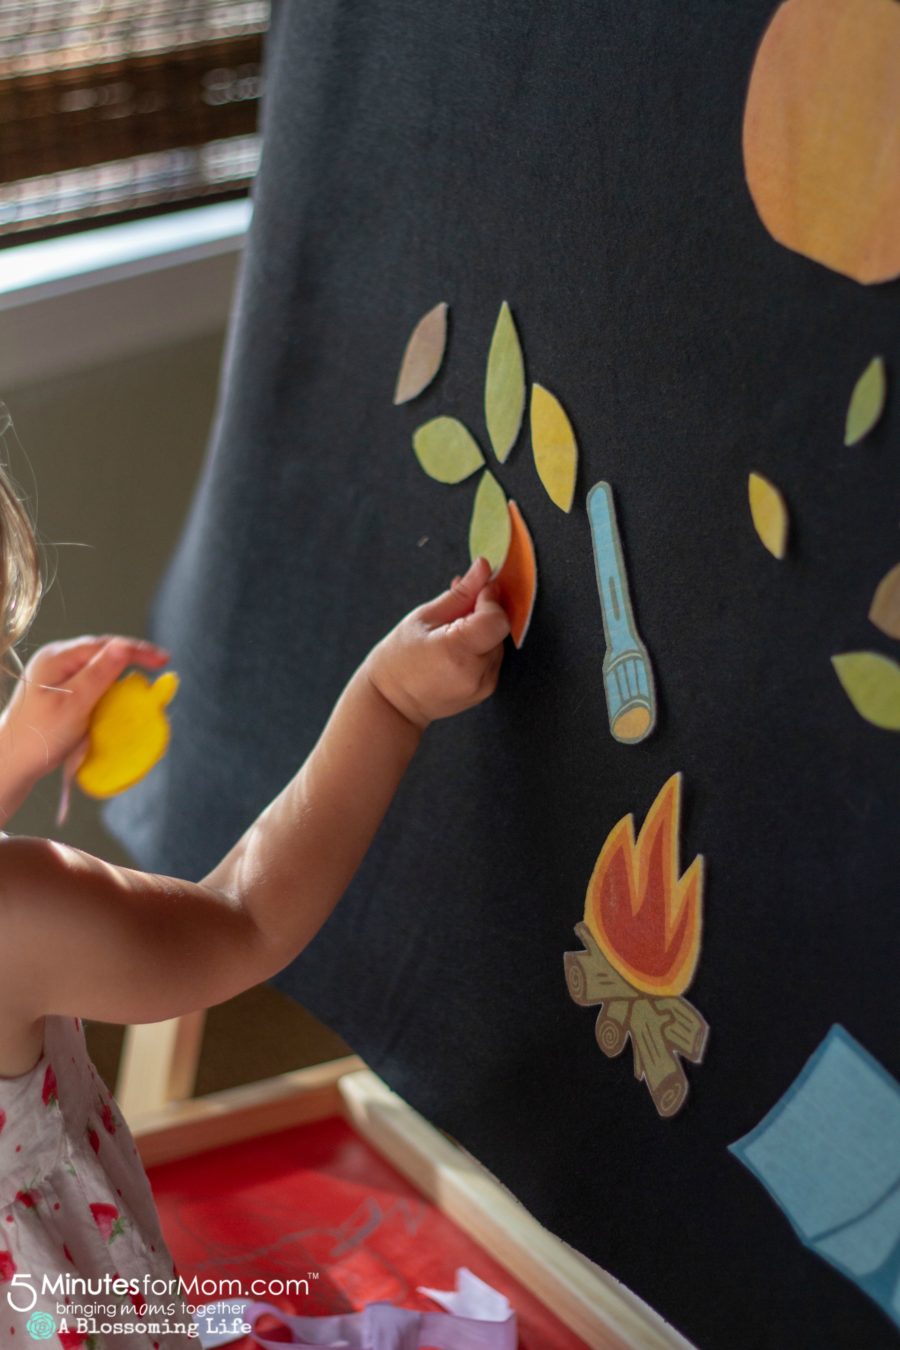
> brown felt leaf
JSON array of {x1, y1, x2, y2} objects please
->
[
  {"x1": 394, "y1": 302, "x2": 449, "y2": 404},
  {"x1": 869, "y1": 562, "x2": 900, "y2": 639}
]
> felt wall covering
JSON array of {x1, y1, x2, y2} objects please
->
[{"x1": 105, "y1": 3, "x2": 900, "y2": 1346}]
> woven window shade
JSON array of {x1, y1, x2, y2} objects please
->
[{"x1": 0, "y1": 1, "x2": 269, "y2": 244}]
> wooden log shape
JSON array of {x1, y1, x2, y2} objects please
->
[
  {"x1": 564, "y1": 923, "x2": 635, "y2": 1005},
  {"x1": 629, "y1": 999, "x2": 689, "y2": 1117},
  {"x1": 654, "y1": 996, "x2": 709, "y2": 1064},
  {"x1": 594, "y1": 999, "x2": 631, "y2": 1056},
  {"x1": 565, "y1": 924, "x2": 706, "y2": 1116}
]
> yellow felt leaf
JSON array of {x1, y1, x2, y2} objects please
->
[
  {"x1": 484, "y1": 301, "x2": 525, "y2": 463},
  {"x1": 869, "y1": 562, "x2": 900, "y2": 640},
  {"x1": 748, "y1": 472, "x2": 789, "y2": 558},
  {"x1": 394, "y1": 302, "x2": 448, "y2": 404},
  {"x1": 469, "y1": 470, "x2": 511, "y2": 573},
  {"x1": 530, "y1": 384, "x2": 578, "y2": 512},
  {"x1": 412, "y1": 417, "x2": 485, "y2": 484},
  {"x1": 832, "y1": 651, "x2": 900, "y2": 731},
  {"x1": 844, "y1": 356, "x2": 887, "y2": 445},
  {"x1": 77, "y1": 670, "x2": 180, "y2": 798}
]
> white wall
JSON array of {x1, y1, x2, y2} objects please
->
[
  {"x1": 2, "y1": 330, "x2": 225, "y2": 859},
  {"x1": 0, "y1": 215, "x2": 350, "y2": 1089}
]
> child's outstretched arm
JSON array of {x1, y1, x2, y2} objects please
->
[{"x1": 0, "y1": 559, "x2": 509, "y2": 1039}]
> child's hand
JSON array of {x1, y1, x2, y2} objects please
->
[
  {"x1": 0, "y1": 636, "x2": 170, "y2": 799},
  {"x1": 365, "y1": 557, "x2": 511, "y2": 729}
]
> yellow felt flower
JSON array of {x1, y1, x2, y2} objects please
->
[{"x1": 77, "y1": 671, "x2": 179, "y2": 799}]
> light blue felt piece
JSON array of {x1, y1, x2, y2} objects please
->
[
  {"x1": 586, "y1": 482, "x2": 656, "y2": 742},
  {"x1": 730, "y1": 1026, "x2": 900, "y2": 1330}
]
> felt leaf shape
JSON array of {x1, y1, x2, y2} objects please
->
[
  {"x1": 869, "y1": 562, "x2": 900, "y2": 640},
  {"x1": 495, "y1": 501, "x2": 538, "y2": 648},
  {"x1": 484, "y1": 301, "x2": 525, "y2": 463},
  {"x1": 393, "y1": 302, "x2": 449, "y2": 404},
  {"x1": 742, "y1": 0, "x2": 900, "y2": 284},
  {"x1": 832, "y1": 652, "x2": 900, "y2": 731},
  {"x1": 77, "y1": 670, "x2": 180, "y2": 798},
  {"x1": 748, "y1": 472, "x2": 789, "y2": 559},
  {"x1": 469, "y1": 470, "x2": 511, "y2": 574},
  {"x1": 844, "y1": 356, "x2": 887, "y2": 446},
  {"x1": 412, "y1": 417, "x2": 485, "y2": 484},
  {"x1": 530, "y1": 384, "x2": 578, "y2": 512}
]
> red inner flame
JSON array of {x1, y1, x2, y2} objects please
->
[{"x1": 585, "y1": 775, "x2": 703, "y2": 996}]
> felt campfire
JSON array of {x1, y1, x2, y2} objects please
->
[{"x1": 564, "y1": 774, "x2": 708, "y2": 1118}]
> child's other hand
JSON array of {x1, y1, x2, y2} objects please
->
[
  {"x1": 0, "y1": 636, "x2": 171, "y2": 784},
  {"x1": 365, "y1": 557, "x2": 510, "y2": 729}
]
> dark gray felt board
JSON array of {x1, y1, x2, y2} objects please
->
[{"x1": 106, "y1": 3, "x2": 900, "y2": 1346}]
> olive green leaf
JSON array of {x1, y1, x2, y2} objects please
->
[
  {"x1": 485, "y1": 301, "x2": 525, "y2": 463},
  {"x1": 832, "y1": 651, "x2": 900, "y2": 731},
  {"x1": 469, "y1": 470, "x2": 511, "y2": 572},
  {"x1": 412, "y1": 417, "x2": 485, "y2": 484},
  {"x1": 844, "y1": 356, "x2": 886, "y2": 446}
]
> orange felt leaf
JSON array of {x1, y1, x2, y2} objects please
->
[
  {"x1": 495, "y1": 501, "x2": 537, "y2": 648},
  {"x1": 742, "y1": 0, "x2": 900, "y2": 284}
]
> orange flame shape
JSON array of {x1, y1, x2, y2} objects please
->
[{"x1": 584, "y1": 774, "x2": 703, "y2": 996}]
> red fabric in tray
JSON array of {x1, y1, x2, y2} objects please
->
[{"x1": 147, "y1": 1115, "x2": 589, "y2": 1349}]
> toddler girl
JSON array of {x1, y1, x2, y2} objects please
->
[{"x1": 0, "y1": 458, "x2": 509, "y2": 1346}]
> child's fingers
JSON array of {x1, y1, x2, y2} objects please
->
[
  {"x1": 67, "y1": 639, "x2": 145, "y2": 701},
  {"x1": 417, "y1": 557, "x2": 491, "y2": 627},
  {"x1": 56, "y1": 736, "x2": 90, "y2": 828},
  {"x1": 31, "y1": 636, "x2": 169, "y2": 684},
  {"x1": 469, "y1": 646, "x2": 504, "y2": 706},
  {"x1": 450, "y1": 595, "x2": 511, "y2": 656}
]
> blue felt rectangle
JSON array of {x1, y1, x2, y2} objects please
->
[{"x1": 730, "y1": 1025, "x2": 900, "y2": 1329}]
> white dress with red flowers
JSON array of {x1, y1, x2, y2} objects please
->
[{"x1": 0, "y1": 1013, "x2": 195, "y2": 1349}]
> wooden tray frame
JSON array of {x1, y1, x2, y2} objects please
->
[{"x1": 121, "y1": 1017, "x2": 694, "y2": 1350}]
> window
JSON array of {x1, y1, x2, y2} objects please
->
[{"x1": 0, "y1": 1, "x2": 269, "y2": 245}]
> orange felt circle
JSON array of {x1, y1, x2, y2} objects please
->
[
  {"x1": 742, "y1": 0, "x2": 900, "y2": 284},
  {"x1": 612, "y1": 705, "x2": 652, "y2": 744},
  {"x1": 495, "y1": 501, "x2": 537, "y2": 649}
]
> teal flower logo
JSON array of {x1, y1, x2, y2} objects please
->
[{"x1": 26, "y1": 1311, "x2": 56, "y2": 1340}]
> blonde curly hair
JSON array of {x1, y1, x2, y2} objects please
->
[{"x1": 0, "y1": 404, "x2": 42, "y2": 678}]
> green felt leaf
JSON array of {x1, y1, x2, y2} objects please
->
[
  {"x1": 832, "y1": 651, "x2": 900, "y2": 731},
  {"x1": 484, "y1": 301, "x2": 525, "y2": 463},
  {"x1": 844, "y1": 356, "x2": 887, "y2": 446},
  {"x1": 469, "y1": 470, "x2": 511, "y2": 573},
  {"x1": 412, "y1": 417, "x2": 485, "y2": 484}
]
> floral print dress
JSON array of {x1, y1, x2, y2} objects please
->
[{"x1": 0, "y1": 1013, "x2": 195, "y2": 1348}]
